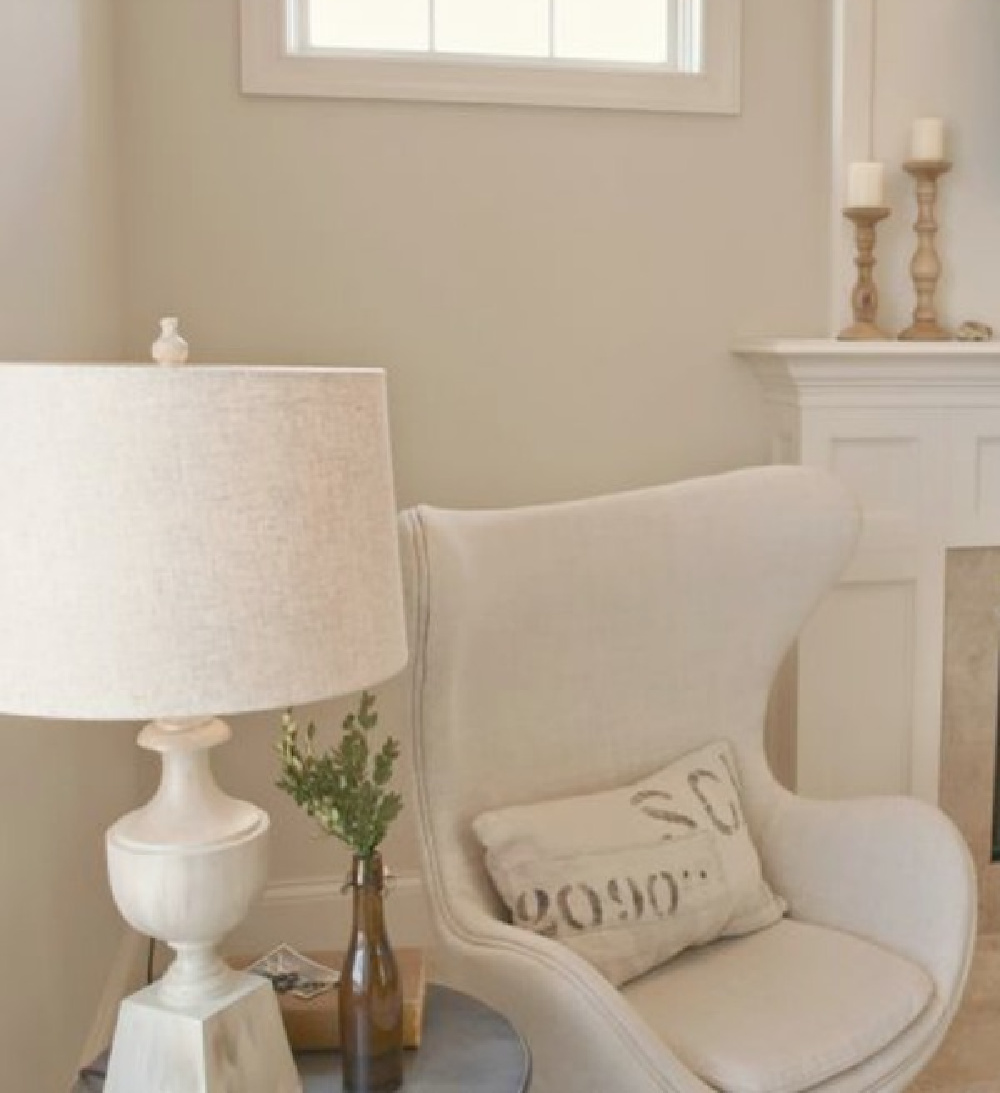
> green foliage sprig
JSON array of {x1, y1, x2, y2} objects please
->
[{"x1": 276, "y1": 691, "x2": 402, "y2": 860}]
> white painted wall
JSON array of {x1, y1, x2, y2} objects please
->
[
  {"x1": 112, "y1": 0, "x2": 831, "y2": 926},
  {"x1": 871, "y1": 0, "x2": 1000, "y2": 335},
  {"x1": 0, "y1": 3, "x2": 138, "y2": 1091}
]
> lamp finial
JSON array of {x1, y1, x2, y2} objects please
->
[{"x1": 152, "y1": 316, "x2": 189, "y2": 365}]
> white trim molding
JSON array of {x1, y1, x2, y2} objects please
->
[
  {"x1": 239, "y1": 0, "x2": 741, "y2": 114},
  {"x1": 229, "y1": 869, "x2": 431, "y2": 955}
]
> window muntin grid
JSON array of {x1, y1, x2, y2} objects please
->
[{"x1": 303, "y1": 0, "x2": 703, "y2": 71}]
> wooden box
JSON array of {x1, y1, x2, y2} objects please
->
[{"x1": 234, "y1": 948, "x2": 427, "y2": 1052}]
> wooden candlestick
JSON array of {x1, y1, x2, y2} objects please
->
[
  {"x1": 839, "y1": 206, "x2": 891, "y2": 341},
  {"x1": 899, "y1": 160, "x2": 952, "y2": 341}
]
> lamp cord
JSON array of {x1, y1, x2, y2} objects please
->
[{"x1": 77, "y1": 938, "x2": 157, "y2": 1085}]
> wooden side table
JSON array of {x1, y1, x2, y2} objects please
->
[{"x1": 76, "y1": 984, "x2": 531, "y2": 1093}]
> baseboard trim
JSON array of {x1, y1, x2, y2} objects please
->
[
  {"x1": 230, "y1": 869, "x2": 429, "y2": 955},
  {"x1": 260, "y1": 870, "x2": 425, "y2": 906}
]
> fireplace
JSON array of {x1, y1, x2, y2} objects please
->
[{"x1": 738, "y1": 339, "x2": 1000, "y2": 935}]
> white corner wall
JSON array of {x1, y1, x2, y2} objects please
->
[
  {"x1": 112, "y1": 0, "x2": 831, "y2": 932},
  {"x1": 0, "y1": 2, "x2": 138, "y2": 1091}
]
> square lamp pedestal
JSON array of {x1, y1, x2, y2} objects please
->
[{"x1": 105, "y1": 973, "x2": 300, "y2": 1093}]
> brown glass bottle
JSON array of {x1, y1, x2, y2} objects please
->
[{"x1": 340, "y1": 851, "x2": 404, "y2": 1092}]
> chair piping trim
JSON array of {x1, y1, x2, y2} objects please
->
[{"x1": 404, "y1": 508, "x2": 695, "y2": 1090}]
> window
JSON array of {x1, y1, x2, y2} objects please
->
[
  {"x1": 241, "y1": 0, "x2": 740, "y2": 113},
  {"x1": 304, "y1": 0, "x2": 700, "y2": 69}
]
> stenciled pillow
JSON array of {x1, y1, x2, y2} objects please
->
[{"x1": 472, "y1": 741, "x2": 785, "y2": 986}]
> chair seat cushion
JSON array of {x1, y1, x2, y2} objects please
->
[{"x1": 621, "y1": 918, "x2": 934, "y2": 1093}]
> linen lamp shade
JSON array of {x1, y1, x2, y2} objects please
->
[
  {"x1": 0, "y1": 357, "x2": 408, "y2": 1093},
  {"x1": 0, "y1": 363, "x2": 407, "y2": 720}
]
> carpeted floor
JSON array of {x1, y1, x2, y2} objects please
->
[{"x1": 909, "y1": 934, "x2": 1000, "y2": 1092}]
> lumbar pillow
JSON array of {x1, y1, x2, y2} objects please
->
[{"x1": 472, "y1": 741, "x2": 785, "y2": 986}]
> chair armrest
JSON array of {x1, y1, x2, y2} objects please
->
[
  {"x1": 760, "y1": 793, "x2": 976, "y2": 996},
  {"x1": 435, "y1": 898, "x2": 713, "y2": 1093}
]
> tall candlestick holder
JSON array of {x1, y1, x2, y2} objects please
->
[
  {"x1": 899, "y1": 160, "x2": 952, "y2": 341},
  {"x1": 838, "y1": 206, "x2": 891, "y2": 341}
]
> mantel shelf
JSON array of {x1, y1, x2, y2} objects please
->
[
  {"x1": 732, "y1": 338, "x2": 1000, "y2": 406},
  {"x1": 733, "y1": 338, "x2": 1000, "y2": 360}
]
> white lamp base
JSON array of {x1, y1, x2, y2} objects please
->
[
  {"x1": 103, "y1": 717, "x2": 301, "y2": 1093},
  {"x1": 105, "y1": 973, "x2": 300, "y2": 1093}
]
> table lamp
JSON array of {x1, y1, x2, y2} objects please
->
[{"x1": 0, "y1": 329, "x2": 408, "y2": 1093}]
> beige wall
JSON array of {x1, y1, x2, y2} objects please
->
[
  {"x1": 113, "y1": 0, "x2": 831, "y2": 900},
  {"x1": 0, "y1": 0, "x2": 123, "y2": 359},
  {"x1": 0, "y1": 2, "x2": 138, "y2": 1090},
  {"x1": 116, "y1": 0, "x2": 829, "y2": 508},
  {"x1": 873, "y1": 0, "x2": 1000, "y2": 334}
]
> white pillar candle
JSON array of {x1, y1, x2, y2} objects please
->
[
  {"x1": 910, "y1": 117, "x2": 946, "y2": 162},
  {"x1": 846, "y1": 161, "x2": 885, "y2": 208}
]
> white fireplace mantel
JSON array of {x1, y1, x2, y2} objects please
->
[{"x1": 735, "y1": 338, "x2": 1000, "y2": 805}]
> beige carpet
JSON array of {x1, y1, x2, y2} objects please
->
[{"x1": 909, "y1": 934, "x2": 1000, "y2": 1092}]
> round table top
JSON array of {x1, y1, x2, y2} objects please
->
[{"x1": 76, "y1": 984, "x2": 531, "y2": 1093}]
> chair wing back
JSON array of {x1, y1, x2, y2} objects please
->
[{"x1": 400, "y1": 466, "x2": 859, "y2": 919}]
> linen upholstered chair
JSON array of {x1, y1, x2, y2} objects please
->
[{"x1": 399, "y1": 466, "x2": 975, "y2": 1093}]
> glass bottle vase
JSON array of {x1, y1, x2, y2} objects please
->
[{"x1": 340, "y1": 851, "x2": 404, "y2": 1092}]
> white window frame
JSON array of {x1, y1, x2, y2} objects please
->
[{"x1": 240, "y1": 0, "x2": 741, "y2": 114}]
